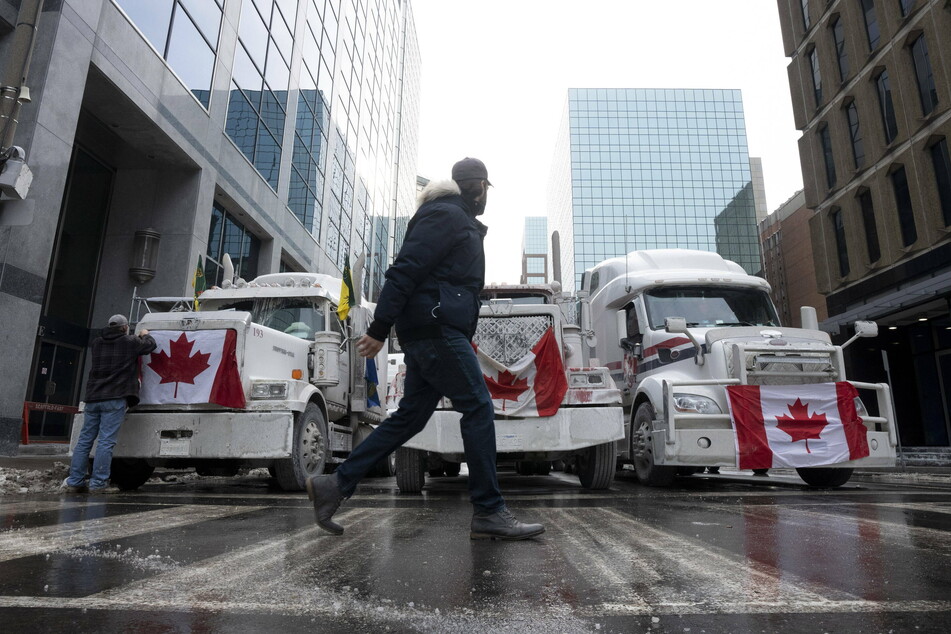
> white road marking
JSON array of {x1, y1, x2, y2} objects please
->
[
  {"x1": 0, "y1": 500, "x2": 87, "y2": 514},
  {"x1": 0, "y1": 504, "x2": 265, "y2": 562},
  {"x1": 726, "y1": 503, "x2": 951, "y2": 556}
]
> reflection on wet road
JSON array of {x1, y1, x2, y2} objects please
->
[{"x1": 1, "y1": 469, "x2": 949, "y2": 632}]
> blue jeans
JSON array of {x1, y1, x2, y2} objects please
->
[
  {"x1": 67, "y1": 398, "x2": 127, "y2": 489},
  {"x1": 335, "y1": 329, "x2": 505, "y2": 514}
]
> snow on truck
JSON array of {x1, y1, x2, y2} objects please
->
[
  {"x1": 70, "y1": 271, "x2": 390, "y2": 492},
  {"x1": 581, "y1": 249, "x2": 898, "y2": 488},
  {"x1": 393, "y1": 283, "x2": 625, "y2": 493}
]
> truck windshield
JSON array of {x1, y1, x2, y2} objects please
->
[
  {"x1": 213, "y1": 298, "x2": 327, "y2": 339},
  {"x1": 644, "y1": 286, "x2": 780, "y2": 330}
]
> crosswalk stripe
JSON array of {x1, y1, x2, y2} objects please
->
[
  {"x1": 0, "y1": 504, "x2": 265, "y2": 563},
  {"x1": 725, "y1": 503, "x2": 951, "y2": 556}
]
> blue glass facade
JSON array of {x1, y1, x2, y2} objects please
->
[{"x1": 549, "y1": 88, "x2": 760, "y2": 290}]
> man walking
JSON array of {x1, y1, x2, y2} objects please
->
[
  {"x1": 64, "y1": 314, "x2": 156, "y2": 493},
  {"x1": 308, "y1": 158, "x2": 544, "y2": 540}
]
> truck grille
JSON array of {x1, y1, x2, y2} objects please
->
[
  {"x1": 728, "y1": 346, "x2": 838, "y2": 386},
  {"x1": 474, "y1": 315, "x2": 554, "y2": 366}
]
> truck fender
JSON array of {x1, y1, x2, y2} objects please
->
[{"x1": 297, "y1": 384, "x2": 330, "y2": 421}]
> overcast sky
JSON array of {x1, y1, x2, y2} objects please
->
[{"x1": 409, "y1": 0, "x2": 803, "y2": 283}]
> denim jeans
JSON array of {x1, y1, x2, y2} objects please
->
[
  {"x1": 67, "y1": 397, "x2": 127, "y2": 489},
  {"x1": 335, "y1": 328, "x2": 504, "y2": 514}
]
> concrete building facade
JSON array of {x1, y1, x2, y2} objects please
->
[
  {"x1": 759, "y1": 190, "x2": 828, "y2": 328},
  {"x1": 777, "y1": 0, "x2": 951, "y2": 459},
  {"x1": 548, "y1": 88, "x2": 763, "y2": 291},
  {"x1": 0, "y1": 0, "x2": 420, "y2": 451}
]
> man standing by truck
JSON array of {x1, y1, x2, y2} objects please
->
[
  {"x1": 307, "y1": 158, "x2": 544, "y2": 540},
  {"x1": 64, "y1": 314, "x2": 156, "y2": 493}
]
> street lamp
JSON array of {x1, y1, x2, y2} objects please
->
[{"x1": 128, "y1": 228, "x2": 161, "y2": 284}]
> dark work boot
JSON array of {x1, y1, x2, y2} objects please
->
[
  {"x1": 306, "y1": 474, "x2": 345, "y2": 535},
  {"x1": 470, "y1": 507, "x2": 545, "y2": 541}
]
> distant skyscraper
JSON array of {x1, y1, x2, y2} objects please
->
[
  {"x1": 548, "y1": 88, "x2": 761, "y2": 290},
  {"x1": 521, "y1": 217, "x2": 548, "y2": 284}
]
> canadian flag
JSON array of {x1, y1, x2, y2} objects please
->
[
  {"x1": 474, "y1": 327, "x2": 568, "y2": 417},
  {"x1": 139, "y1": 330, "x2": 246, "y2": 408},
  {"x1": 725, "y1": 382, "x2": 869, "y2": 469}
]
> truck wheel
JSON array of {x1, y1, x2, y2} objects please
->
[
  {"x1": 274, "y1": 403, "x2": 327, "y2": 491},
  {"x1": 577, "y1": 442, "x2": 617, "y2": 489},
  {"x1": 110, "y1": 458, "x2": 155, "y2": 491},
  {"x1": 534, "y1": 461, "x2": 552, "y2": 476},
  {"x1": 796, "y1": 467, "x2": 853, "y2": 488},
  {"x1": 370, "y1": 453, "x2": 397, "y2": 478},
  {"x1": 443, "y1": 462, "x2": 461, "y2": 477},
  {"x1": 631, "y1": 402, "x2": 677, "y2": 487},
  {"x1": 395, "y1": 447, "x2": 425, "y2": 493}
]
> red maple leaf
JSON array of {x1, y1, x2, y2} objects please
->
[
  {"x1": 148, "y1": 333, "x2": 211, "y2": 398},
  {"x1": 485, "y1": 369, "x2": 530, "y2": 407},
  {"x1": 776, "y1": 398, "x2": 828, "y2": 453}
]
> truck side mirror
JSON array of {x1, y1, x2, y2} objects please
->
[
  {"x1": 665, "y1": 317, "x2": 687, "y2": 333},
  {"x1": 616, "y1": 310, "x2": 627, "y2": 347},
  {"x1": 842, "y1": 320, "x2": 878, "y2": 349}
]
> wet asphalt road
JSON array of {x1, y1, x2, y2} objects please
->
[{"x1": 1, "y1": 467, "x2": 949, "y2": 633}]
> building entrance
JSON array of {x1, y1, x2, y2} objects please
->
[{"x1": 24, "y1": 145, "x2": 114, "y2": 441}]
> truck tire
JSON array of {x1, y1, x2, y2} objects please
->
[
  {"x1": 274, "y1": 403, "x2": 328, "y2": 491},
  {"x1": 443, "y1": 461, "x2": 461, "y2": 477},
  {"x1": 370, "y1": 453, "x2": 396, "y2": 478},
  {"x1": 395, "y1": 447, "x2": 425, "y2": 493},
  {"x1": 577, "y1": 442, "x2": 617, "y2": 489},
  {"x1": 796, "y1": 467, "x2": 853, "y2": 488},
  {"x1": 533, "y1": 461, "x2": 552, "y2": 476},
  {"x1": 110, "y1": 458, "x2": 155, "y2": 491},
  {"x1": 515, "y1": 460, "x2": 535, "y2": 476},
  {"x1": 631, "y1": 402, "x2": 677, "y2": 487}
]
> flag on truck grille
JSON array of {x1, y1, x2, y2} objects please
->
[
  {"x1": 474, "y1": 326, "x2": 568, "y2": 417},
  {"x1": 139, "y1": 330, "x2": 246, "y2": 408},
  {"x1": 725, "y1": 382, "x2": 869, "y2": 469}
]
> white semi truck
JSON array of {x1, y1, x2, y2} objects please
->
[
  {"x1": 70, "y1": 272, "x2": 389, "y2": 491},
  {"x1": 581, "y1": 249, "x2": 897, "y2": 488},
  {"x1": 394, "y1": 283, "x2": 625, "y2": 492}
]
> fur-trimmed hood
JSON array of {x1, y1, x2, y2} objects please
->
[{"x1": 417, "y1": 179, "x2": 460, "y2": 207}]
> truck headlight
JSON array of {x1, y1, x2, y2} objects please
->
[
  {"x1": 673, "y1": 393, "x2": 721, "y2": 414},
  {"x1": 569, "y1": 371, "x2": 606, "y2": 387},
  {"x1": 251, "y1": 382, "x2": 288, "y2": 399}
]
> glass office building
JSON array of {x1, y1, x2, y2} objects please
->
[
  {"x1": 0, "y1": 0, "x2": 420, "y2": 446},
  {"x1": 548, "y1": 88, "x2": 760, "y2": 290},
  {"x1": 521, "y1": 216, "x2": 548, "y2": 284}
]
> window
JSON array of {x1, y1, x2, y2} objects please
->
[
  {"x1": 225, "y1": 0, "x2": 297, "y2": 190},
  {"x1": 831, "y1": 208, "x2": 850, "y2": 277},
  {"x1": 205, "y1": 202, "x2": 261, "y2": 286},
  {"x1": 801, "y1": 0, "x2": 811, "y2": 29},
  {"x1": 930, "y1": 139, "x2": 951, "y2": 227},
  {"x1": 861, "y1": 0, "x2": 880, "y2": 51},
  {"x1": 832, "y1": 17, "x2": 849, "y2": 81},
  {"x1": 910, "y1": 35, "x2": 938, "y2": 116},
  {"x1": 809, "y1": 48, "x2": 822, "y2": 106},
  {"x1": 858, "y1": 189, "x2": 880, "y2": 262},
  {"x1": 845, "y1": 102, "x2": 865, "y2": 168},
  {"x1": 899, "y1": 0, "x2": 916, "y2": 17},
  {"x1": 819, "y1": 125, "x2": 837, "y2": 189},
  {"x1": 876, "y1": 70, "x2": 899, "y2": 144},
  {"x1": 890, "y1": 166, "x2": 917, "y2": 246},
  {"x1": 115, "y1": 0, "x2": 222, "y2": 108}
]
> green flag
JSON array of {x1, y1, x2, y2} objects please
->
[
  {"x1": 192, "y1": 255, "x2": 206, "y2": 311},
  {"x1": 338, "y1": 253, "x2": 354, "y2": 321}
]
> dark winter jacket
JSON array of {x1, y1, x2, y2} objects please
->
[
  {"x1": 366, "y1": 180, "x2": 487, "y2": 343},
  {"x1": 84, "y1": 328, "x2": 157, "y2": 407}
]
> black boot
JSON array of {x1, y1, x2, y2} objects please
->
[
  {"x1": 306, "y1": 474, "x2": 345, "y2": 535},
  {"x1": 470, "y1": 507, "x2": 545, "y2": 541}
]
